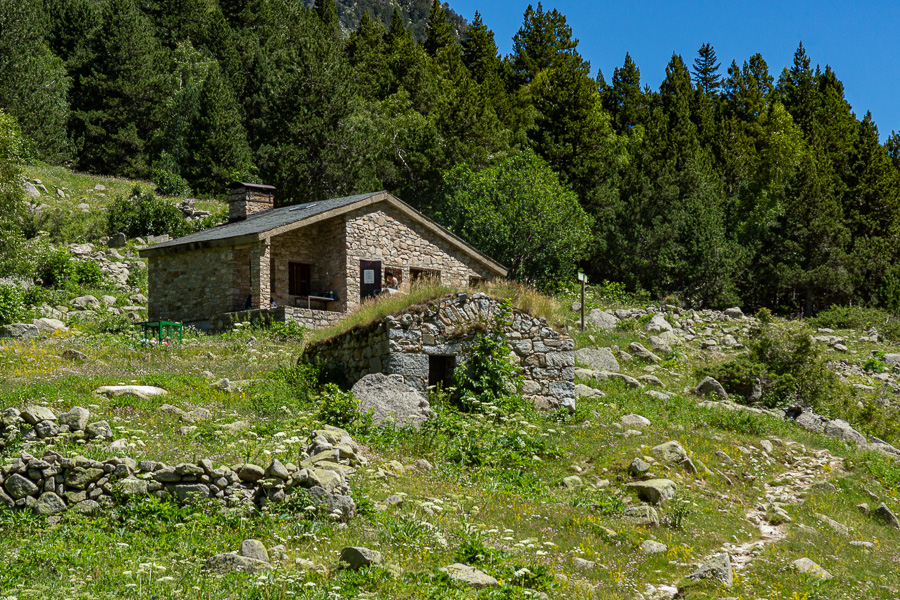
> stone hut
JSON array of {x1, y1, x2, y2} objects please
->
[
  {"x1": 139, "y1": 186, "x2": 507, "y2": 330},
  {"x1": 302, "y1": 293, "x2": 575, "y2": 410}
]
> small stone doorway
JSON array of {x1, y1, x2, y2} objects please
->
[
  {"x1": 428, "y1": 355, "x2": 456, "y2": 390},
  {"x1": 360, "y1": 260, "x2": 381, "y2": 300}
]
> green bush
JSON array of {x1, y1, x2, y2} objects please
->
[
  {"x1": 107, "y1": 187, "x2": 188, "y2": 238},
  {"x1": 152, "y1": 168, "x2": 192, "y2": 198},
  {"x1": 36, "y1": 247, "x2": 75, "y2": 288},
  {"x1": 863, "y1": 358, "x2": 886, "y2": 373},
  {"x1": 810, "y1": 305, "x2": 899, "y2": 339},
  {"x1": 316, "y1": 384, "x2": 363, "y2": 429},
  {"x1": 73, "y1": 260, "x2": 105, "y2": 287},
  {"x1": 0, "y1": 283, "x2": 24, "y2": 325}
]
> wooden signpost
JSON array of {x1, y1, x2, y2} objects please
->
[{"x1": 577, "y1": 272, "x2": 586, "y2": 330}]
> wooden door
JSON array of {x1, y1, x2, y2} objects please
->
[
  {"x1": 289, "y1": 262, "x2": 311, "y2": 296},
  {"x1": 360, "y1": 260, "x2": 382, "y2": 300}
]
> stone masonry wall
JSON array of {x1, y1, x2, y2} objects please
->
[
  {"x1": 302, "y1": 293, "x2": 575, "y2": 409},
  {"x1": 148, "y1": 247, "x2": 234, "y2": 325},
  {"x1": 343, "y1": 206, "x2": 496, "y2": 312},
  {"x1": 270, "y1": 219, "x2": 346, "y2": 311},
  {"x1": 209, "y1": 306, "x2": 343, "y2": 333}
]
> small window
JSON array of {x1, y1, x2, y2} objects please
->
[
  {"x1": 410, "y1": 268, "x2": 440, "y2": 285},
  {"x1": 288, "y1": 262, "x2": 311, "y2": 296},
  {"x1": 428, "y1": 355, "x2": 456, "y2": 390},
  {"x1": 468, "y1": 276, "x2": 484, "y2": 288},
  {"x1": 384, "y1": 267, "x2": 403, "y2": 290}
]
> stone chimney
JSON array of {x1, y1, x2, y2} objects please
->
[{"x1": 227, "y1": 182, "x2": 276, "y2": 222}]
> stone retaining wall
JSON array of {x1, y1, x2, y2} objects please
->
[
  {"x1": 0, "y1": 426, "x2": 359, "y2": 520},
  {"x1": 302, "y1": 293, "x2": 575, "y2": 409},
  {"x1": 209, "y1": 306, "x2": 344, "y2": 334}
]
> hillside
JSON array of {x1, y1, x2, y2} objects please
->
[
  {"x1": 1, "y1": 270, "x2": 899, "y2": 598},
  {"x1": 327, "y1": 0, "x2": 468, "y2": 41}
]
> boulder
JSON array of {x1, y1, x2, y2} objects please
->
[
  {"x1": 624, "y1": 479, "x2": 677, "y2": 505},
  {"x1": 241, "y1": 540, "x2": 270, "y2": 563},
  {"x1": 0, "y1": 323, "x2": 40, "y2": 339},
  {"x1": 23, "y1": 182, "x2": 40, "y2": 197},
  {"x1": 723, "y1": 307, "x2": 744, "y2": 319},
  {"x1": 883, "y1": 354, "x2": 900, "y2": 369},
  {"x1": 646, "y1": 314, "x2": 673, "y2": 333},
  {"x1": 623, "y1": 505, "x2": 659, "y2": 527},
  {"x1": 629, "y1": 458, "x2": 652, "y2": 477},
  {"x1": 338, "y1": 546, "x2": 382, "y2": 570},
  {"x1": 94, "y1": 385, "x2": 168, "y2": 400},
  {"x1": 440, "y1": 563, "x2": 498, "y2": 589},
  {"x1": 628, "y1": 342, "x2": 661, "y2": 363},
  {"x1": 872, "y1": 502, "x2": 900, "y2": 529},
  {"x1": 32, "y1": 318, "x2": 68, "y2": 334},
  {"x1": 21, "y1": 405, "x2": 56, "y2": 425},
  {"x1": 71, "y1": 295, "x2": 100, "y2": 309},
  {"x1": 59, "y1": 407, "x2": 90, "y2": 431},
  {"x1": 585, "y1": 309, "x2": 617, "y2": 330},
  {"x1": 114, "y1": 478, "x2": 149, "y2": 499},
  {"x1": 695, "y1": 377, "x2": 727, "y2": 400},
  {"x1": 620, "y1": 414, "x2": 651, "y2": 429},
  {"x1": 34, "y1": 492, "x2": 67, "y2": 515},
  {"x1": 680, "y1": 553, "x2": 732, "y2": 588},
  {"x1": 62, "y1": 349, "x2": 88, "y2": 361},
  {"x1": 575, "y1": 348, "x2": 619, "y2": 372},
  {"x1": 236, "y1": 463, "x2": 266, "y2": 483},
  {"x1": 792, "y1": 557, "x2": 832, "y2": 580},
  {"x1": 206, "y1": 553, "x2": 273, "y2": 574},
  {"x1": 108, "y1": 233, "x2": 127, "y2": 248},
  {"x1": 562, "y1": 475, "x2": 583, "y2": 489},
  {"x1": 640, "y1": 540, "x2": 668, "y2": 554},
  {"x1": 574, "y1": 384, "x2": 604, "y2": 398},
  {"x1": 823, "y1": 419, "x2": 866, "y2": 446},
  {"x1": 651, "y1": 441, "x2": 689, "y2": 465},
  {"x1": 350, "y1": 373, "x2": 432, "y2": 428},
  {"x1": 5, "y1": 473, "x2": 39, "y2": 499},
  {"x1": 85, "y1": 420, "x2": 113, "y2": 440}
]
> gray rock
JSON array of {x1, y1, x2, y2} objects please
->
[
  {"x1": 695, "y1": 376, "x2": 727, "y2": 400},
  {"x1": 575, "y1": 348, "x2": 619, "y2": 372},
  {"x1": 71, "y1": 295, "x2": 100, "y2": 309},
  {"x1": 61, "y1": 349, "x2": 88, "y2": 361},
  {"x1": 645, "y1": 390, "x2": 672, "y2": 402},
  {"x1": 621, "y1": 414, "x2": 651, "y2": 429},
  {"x1": 883, "y1": 354, "x2": 900, "y2": 369},
  {"x1": 574, "y1": 384, "x2": 604, "y2": 398},
  {"x1": 562, "y1": 475, "x2": 583, "y2": 489},
  {"x1": 23, "y1": 182, "x2": 40, "y2": 197},
  {"x1": 206, "y1": 553, "x2": 273, "y2": 574},
  {"x1": 638, "y1": 374, "x2": 664, "y2": 387},
  {"x1": 265, "y1": 459, "x2": 290, "y2": 480},
  {"x1": 59, "y1": 407, "x2": 90, "y2": 431},
  {"x1": 646, "y1": 314, "x2": 673, "y2": 333},
  {"x1": 307, "y1": 486, "x2": 356, "y2": 522},
  {"x1": 815, "y1": 513, "x2": 850, "y2": 537},
  {"x1": 351, "y1": 373, "x2": 431, "y2": 428},
  {"x1": 792, "y1": 557, "x2": 832, "y2": 580},
  {"x1": 241, "y1": 539, "x2": 270, "y2": 562},
  {"x1": 32, "y1": 318, "x2": 68, "y2": 334},
  {"x1": 172, "y1": 484, "x2": 210, "y2": 503},
  {"x1": 180, "y1": 408, "x2": 211, "y2": 423},
  {"x1": 640, "y1": 540, "x2": 668, "y2": 554},
  {"x1": 339, "y1": 546, "x2": 382, "y2": 570},
  {"x1": 624, "y1": 479, "x2": 677, "y2": 505},
  {"x1": 0, "y1": 323, "x2": 40, "y2": 339},
  {"x1": 114, "y1": 477, "x2": 148, "y2": 498},
  {"x1": 440, "y1": 563, "x2": 498, "y2": 589},
  {"x1": 623, "y1": 505, "x2": 659, "y2": 527},
  {"x1": 872, "y1": 502, "x2": 900, "y2": 529},
  {"x1": 628, "y1": 342, "x2": 661, "y2": 363},
  {"x1": 629, "y1": 458, "x2": 652, "y2": 477},
  {"x1": 585, "y1": 309, "x2": 618, "y2": 330},
  {"x1": 35, "y1": 420, "x2": 59, "y2": 438},
  {"x1": 108, "y1": 233, "x2": 127, "y2": 248},
  {"x1": 5, "y1": 473, "x2": 39, "y2": 499},
  {"x1": 21, "y1": 405, "x2": 56, "y2": 425},
  {"x1": 652, "y1": 441, "x2": 689, "y2": 465},
  {"x1": 723, "y1": 307, "x2": 744, "y2": 319},
  {"x1": 73, "y1": 500, "x2": 100, "y2": 516},
  {"x1": 823, "y1": 419, "x2": 866, "y2": 446},
  {"x1": 34, "y1": 492, "x2": 67, "y2": 515},
  {"x1": 85, "y1": 421, "x2": 113, "y2": 440},
  {"x1": 681, "y1": 553, "x2": 732, "y2": 588},
  {"x1": 236, "y1": 463, "x2": 265, "y2": 483},
  {"x1": 93, "y1": 385, "x2": 168, "y2": 400},
  {"x1": 648, "y1": 335, "x2": 672, "y2": 354}
]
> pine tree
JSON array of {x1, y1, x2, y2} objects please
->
[
  {"x1": 71, "y1": 0, "x2": 169, "y2": 177},
  {"x1": 0, "y1": 0, "x2": 71, "y2": 162},
  {"x1": 602, "y1": 53, "x2": 648, "y2": 133},
  {"x1": 692, "y1": 42, "x2": 721, "y2": 94},
  {"x1": 424, "y1": 0, "x2": 454, "y2": 57},
  {"x1": 182, "y1": 64, "x2": 254, "y2": 194},
  {"x1": 510, "y1": 2, "x2": 581, "y2": 85},
  {"x1": 347, "y1": 11, "x2": 387, "y2": 97},
  {"x1": 314, "y1": 0, "x2": 341, "y2": 42},
  {"x1": 462, "y1": 12, "x2": 501, "y2": 83}
]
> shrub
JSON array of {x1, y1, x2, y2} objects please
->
[
  {"x1": 73, "y1": 260, "x2": 105, "y2": 287},
  {"x1": 0, "y1": 283, "x2": 24, "y2": 325},
  {"x1": 863, "y1": 358, "x2": 886, "y2": 373},
  {"x1": 36, "y1": 247, "x2": 75, "y2": 288},
  {"x1": 152, "y1": 168, "x2": 192, "y2": 198},
  {"x1": 316, "y1": 384, "x2": 362, "y2": 429},
  {"x1": 107, "y1": 187, "x2": 188, "y2": 238}
]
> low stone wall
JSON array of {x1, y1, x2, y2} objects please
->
[
  {"x1": 303, "y1": 293, "x2": 575, "y2": 409},
  {"x1": 0, "y1": 426, "x2": 360, "y2": 519},
  {"x1": 209, "y1": 306, "x2": 343, "y2": 333},
  {"x1": 1, "y1": 406, "x2": 112, "y2": 450}
]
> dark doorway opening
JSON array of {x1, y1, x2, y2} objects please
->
[
  {"x1": 360, "y1": 260, "x2": 382, "y2": 300},
  {"x1": 428, "y1": 355, "x2": 456, "y2": 390}
]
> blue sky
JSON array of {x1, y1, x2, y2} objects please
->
[{"x1": 449, "y1": 0, "x2": 900, "y2": 141}]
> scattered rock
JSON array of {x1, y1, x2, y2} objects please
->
[
  {"x1": 823, "y1": 419, "x2": 867, "y2": 446},
  {"x1": 0, "y1": 323, "x2": 40, "y2": 339},
  {"x1": 5, "y1": 473, "x2": 39, "y2": 499},
  {"x1": 646, "y1": 314, "x2": 673, "y2": 333},
  {"x1": 351, "y1": 373, "x2": 432, "y2": 428},
  {"x1": 585, "y1": 309, "x2": 617, "y2": 331},
  {"x1": 620, "y1": 414, "x2": 651, "y2": 429},
  {"x1": 562, "y1": 475, "x2": 583, "y2": 489},
  {"x1": 651, "y1": 441, "x2": 689, "y2": 465},
  {"x1": 792, "y1": 557, "x2": 832, "y2": 580},
  {"x1": 680, "y1": 553, "x2": 733, "y2": 589},
  {"x1": 640, "y1": 540, "x2": 668, "y2": 554},
  {"x1": 108, "y1": 233, "x2": 127, "y2": 248},
  {"x1": 575, "y1": 348, "x2": 619, "y2": 372},
  {"x1": 440, "y1": 563, "x2": 498, "y2": 589},
  {"x1": 628, "y1": 342, "x2": 661, "y2": 363},
  {"x1": 872, "y1": 502, "x2": 900, "y2": 529},
  {"x1": 206, "y1": 553, "x2": 273, "y2": 574},
  {"x1": 815, "y1": 513, "x2": 850, "y2": 537},
  {"x1": 339, "y1": 546, "x2": 382, "y2": 570},
  {"x1": 241, "y1": 539, "x2": 269, "y2": 563},
  {"x1": 34, "y1": 492, "x2": 67, "y2": 515},
  {"x1": 629, "y1": 458, "x2": 652, "y2": 477},
  {"x1": 623, "y1": 505, "x2": 660, "y2": 527},
  {"x1": 62, "y1": 349, "x2": 88, "y2": 361},
  {"x1": 575, "y1": 384, "x2": 604, "y2": 398},
  {"x1": 32, "y1": 318, "x2": 68, "y2": 334},
  {"x1": 180, "y1": 408, "x2": 211, "y2": 423},
  {"x1": 695, "y1": 377, "x2": 727, "y2": 400},
  {"x1": 624, "y1": 479, "x2": 677, "y2": 505},
  {"x1": 93, "y1": 386, "x2": 168, "y2": 400},
  {"x1": 59, "y1": 407, "x2": 90, "y2": 431},
  {"x1": 22, "y1": 405, "x2": 56, "y2": 425},
  {"x1": 723, "y1": 307, "x2": 744, "y2": 319}
]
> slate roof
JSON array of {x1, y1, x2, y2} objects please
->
[
  {"x1": 145, "y1": 192, "x2": 381, "y2": 251},
  {"x1": 139, "y1": 191, "x2": 507, "y2": 276}
]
